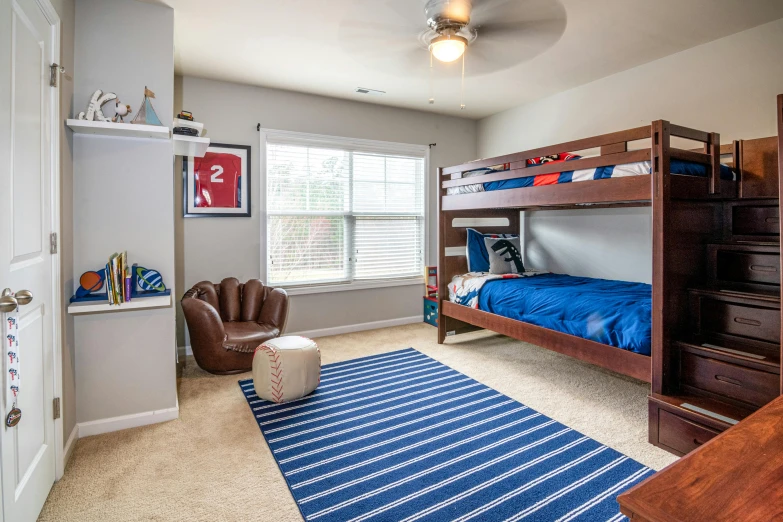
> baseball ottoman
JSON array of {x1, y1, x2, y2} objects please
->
[{"x1": 252, "y1": 336, "x2": 320, "y2": 403}]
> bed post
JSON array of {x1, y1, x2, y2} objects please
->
[
  {"x1": 777, "y1": 94, "x2": 783, "y2": 395},
  {"x1": 651, "y1": 120, "x2": 672, "y2": 396},
  {"x1": 437, "y1": 167, "x2": 448, "y2": 344},
  {"x1": 708, "y1": 132, "x2": 721, "y2": 195}
]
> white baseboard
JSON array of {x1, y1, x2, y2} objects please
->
[
  {"x1": 77, "y1": 402, "x2": 179, "y2": 438},
  {"x1": 288, "y1": 315, "x2": 423, "y2": 339},
  {"x1": 63, "y1": 424, "x2": 79, "y2": 468},
  {"x1": 180, "y1": 315, "x2": 424, "y2": 356}
]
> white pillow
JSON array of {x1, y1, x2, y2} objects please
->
[{"x1": 484, "y1": 236, "x2": 525, "y2": 274}]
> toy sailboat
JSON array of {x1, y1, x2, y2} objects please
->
[{"x1": 131, "y1": 86, "x2": 162, "y2": 126}]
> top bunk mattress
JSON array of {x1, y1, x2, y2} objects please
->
[
  {"x1": 446, "y1": 155, "x2": 736, "y2": 195},
  {"x1": 449, "y1": 272, "x2": 652, "y2": 355}
]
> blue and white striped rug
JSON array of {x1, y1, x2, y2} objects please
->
[{"x1": 239, "y1": 348, "x2": 652, "y2": 522}]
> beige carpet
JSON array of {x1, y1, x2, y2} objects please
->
[{"x1": 39, "y1": 323, "x2": 677, "y2": 522}]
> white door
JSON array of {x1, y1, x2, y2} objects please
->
[{"x1": 0, "y1": 0, "x2": 58, "y2": 520}]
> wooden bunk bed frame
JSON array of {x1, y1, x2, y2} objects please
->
[{"x1": 438, "y1": 120, "x2": 736, "y2": 384}]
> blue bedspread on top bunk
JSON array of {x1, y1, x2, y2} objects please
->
[
  {"x1": 477, "y1": 274, "x2": 652, "y2": 355},
  {"x1": 484, "y1": 159, "x2": 735, "y2": 192}
]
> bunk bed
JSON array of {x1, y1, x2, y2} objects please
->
[{"x1": 437, "y1": 121, "x2": 737, "y2": 383}]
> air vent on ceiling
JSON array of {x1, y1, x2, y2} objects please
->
[{"x1": 355, "y1": 87, "x2": 385, "y2": 96}]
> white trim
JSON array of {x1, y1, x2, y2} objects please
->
[
  {"x1": 287, "y1": 315, "x2": 423, "y2": 339},
  {"x1": 76, "y1": 402, "x2": 179, "y2": 438},
  {"x1": 281, "y1": 277, "x2": 424, "y2": 296},
  {"x1": 424, "y1": 147, "x2": 430, "y2": 266},
  {"x1": 62, "y1": 424, "x2": 78, "y2": 470},
  {"x1": 181, "y1": 314, "x2": 424, "y2": 354},
  {"x1": 36, "y1": 0, "x2": 66, "y2": 484},
  {"x1": 259, "y1": 128, "x2": 428, "y2": 157}
]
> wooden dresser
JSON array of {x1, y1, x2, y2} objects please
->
[
  {"x1": 648, "y1": 122, "x2": 783, "y2": 456},
  {"x1": 619, "y1": 395, "x2": 783, "y2": 521}
]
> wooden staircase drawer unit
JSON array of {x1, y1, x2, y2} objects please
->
[
  {"x1": 732, "y1": 205, "x2": 779, "y2": 237},
  {"x1": 681, "y1": 352, "x2": 779, "y2": 407},
  {"x1": 657, "y1": 409, "x2": 720, "y2": 456},
  {"x1": 716, "y1": 250, "x2": 780, "y2": 286},
  {"x1": 693, "y1": 295, "x2": 780, "y2": 344}
]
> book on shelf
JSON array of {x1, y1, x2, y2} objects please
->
[{"x1": 106, "y1": 251, "x2": 129, "y2": 305}]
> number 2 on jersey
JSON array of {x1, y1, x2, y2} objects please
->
[{"x1": 210, "y1": 165, "x2": 224, "y2": 183}]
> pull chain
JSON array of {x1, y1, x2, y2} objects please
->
[
  {"x1": 428, "y1": 47, "x2": 435, "y2": 105},
  {"x1": 460, "y1": 52, "x2": 466, "y2": 110}
]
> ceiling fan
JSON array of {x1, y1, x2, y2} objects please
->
[
  {"x1": 339, "y1": 0, "x2": 567, "y2": 108},
  {"x1": 423, "y1": 0, "x2": 479, "y2": 63}
]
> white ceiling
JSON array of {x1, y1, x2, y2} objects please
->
[{"x1": 162, "y1": 0, "x2": 783, "y2": 119}]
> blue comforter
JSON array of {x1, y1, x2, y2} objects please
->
[{"x1": 478, "y1": 274, "x2": 652, "y2": 355}]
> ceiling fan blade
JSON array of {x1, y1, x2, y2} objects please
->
[
  {"x1": 469, "y1": 0, "x2": 513, "y2": 19},
  {"x1": 376, "y1": 0, "x2": 428, "y2": 27},
  {"x1": 459, "y1": 19, "x2": 565, "y2": 76},
  {"x1": 477, "y1": 18, "x2": 566, "y2": 45},
  {"x1": 470, "y1": 0, "x2": 567, "y2": 27}
]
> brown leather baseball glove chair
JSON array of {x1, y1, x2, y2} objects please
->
[{"x1": 182, "y1": 278, "x2": 289, "y2": 374}]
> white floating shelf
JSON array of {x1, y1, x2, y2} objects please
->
[
  {"x1": 173, "y1": 134, "x2": 210, "y2": 157},
  {"x1": 68, "y1": 294, "x2": 172, "y2": 315},
  {"x1": 66, "y1": 119, "x2": 171, "y2": 140}
]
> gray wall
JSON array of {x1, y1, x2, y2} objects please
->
[
  {"x1": 51, "y1": 0, "x2": 77, "y2": 447},
  {"x1": 73, "y1": 0, "x2": 176, "y2": 423},
  {"x1": 478, "y1": 18, "x2": 783, "y2": 284},
  {"x1": 175, "y1": 76, "x2": 477, "y2": 343}
]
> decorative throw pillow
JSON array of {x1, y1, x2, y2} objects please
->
[
  {"x1": 466, "y1": 228, "x2": 518, "y2": 272},
  {"x1": 484, "y1": 236, "x2": 525, "y2": 274}
]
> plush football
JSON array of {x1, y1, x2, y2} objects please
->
[{"x1": 136, "y1": 266, "x2": 166, "y2": 292}]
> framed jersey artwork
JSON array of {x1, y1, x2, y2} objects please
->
[{"x1": 183, "y1": 143, "x2": 251, "y2": 217}]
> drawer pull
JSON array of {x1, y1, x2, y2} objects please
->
[
  {"x1": 765, "y1": 217, "x2": 779, "y2": 224},
  {"x1": 734, "y1": 317, "x2": 762, "y2": 326},
  {"x1": 715, "y1": 375, "x2": 743, "y2": 387},
  {"x1": 750, "y1": 265, "x2": 778, "y2": 273},
  {"x1": 693, "y1": 438, "x2": 705, "y2": 447}
]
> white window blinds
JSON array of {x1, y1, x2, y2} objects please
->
[{"x1": 265, "y1": 133, "x2": 426, "y2": 287}]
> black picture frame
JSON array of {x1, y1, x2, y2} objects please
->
[{"x1": 183, "y1": 143, "x2": 251, "y2": 218}]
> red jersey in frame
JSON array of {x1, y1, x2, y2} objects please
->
[{"x1": 194, "y1": 151, "x2": 242, "y2": 208}]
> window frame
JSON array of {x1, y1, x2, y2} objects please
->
[{"x1": 260, "y1": 128, "x2": 429, "y2": 294}]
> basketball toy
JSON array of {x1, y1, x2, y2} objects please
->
[
  {"x1": 75, "y1": 270, "x2": 105, "y2": 298},
  {"x1": 135, "y1": 266, "x2": 166, "y2": 292}
]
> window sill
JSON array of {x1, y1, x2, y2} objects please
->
[{"x1": 277, "y1": 278, "x2": 425, "y2": 296}]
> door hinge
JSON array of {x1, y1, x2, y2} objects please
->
[
  {"x1": 49, "y1": 63, "x2": 64, "y2": 87},
  {"x1": 53, "y1": 397, "x2": 61, "y2": 420},
  {"x1": 50, "y1": 232, "x2": 57, "y2": 254}
]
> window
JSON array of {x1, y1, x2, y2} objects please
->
[{"x1": 263, "y1": 130, "x2": 427, "y2": 290}]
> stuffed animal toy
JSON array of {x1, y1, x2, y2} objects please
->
[{"x1": 113, "y1": 100, "x2": 132, "y2": 123}]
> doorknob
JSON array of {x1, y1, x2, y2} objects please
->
[
  {"x1": 0, "y1": 288, "x2": 32, "y2": 312},
  {"x1": 0, "y1": 291, "x2": 18, "y2": 313},
  {"x1": 15, "y1": 290, "x2": 33, "y2": 306}
]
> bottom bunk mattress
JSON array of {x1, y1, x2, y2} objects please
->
[{"x1": 449, "y1": 272, "x2": 652, "y2": 355}]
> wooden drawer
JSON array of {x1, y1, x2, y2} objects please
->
[
  {"x1": 681, "y1": 352, "x2": 779, "y2": 407},
  {"x1": 697, "y1": 298, "x2": 780, "y2": 344},
  {"x1": 658, "y1": 409, "x2": 720, "y2": 456},
  {"x1": 732, "y1": 205, "x2": 779, "y2": 237},
  {"x1": 716, "y1": 251, "x2": 780, "y2": 286}
]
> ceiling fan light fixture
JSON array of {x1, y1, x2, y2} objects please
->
[{"x1": 429, "y1": 34, "x2": 468, "y2": 63}]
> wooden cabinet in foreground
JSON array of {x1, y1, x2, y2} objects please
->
[{"x1": 619, "y1": 395, "x2": 783, "y2": 521}]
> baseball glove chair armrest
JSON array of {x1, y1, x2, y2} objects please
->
[{"x1": 182, "y1": 278, "x2": 289, "y2": 375}]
